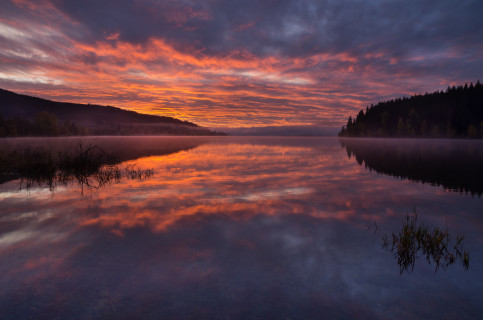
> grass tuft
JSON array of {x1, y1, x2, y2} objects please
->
[{"x1": 382, "y1": 209, "x2": 469, "y2": 274}]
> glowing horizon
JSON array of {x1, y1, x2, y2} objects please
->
[{"x1": 1, "y1": 0, "x2": 482, "y2": 128}]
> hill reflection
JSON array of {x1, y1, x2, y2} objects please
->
[
  {"x1": 0, "y1": 136, "x2": 205, "y2": 191},
  {"x1": 0, "y1": 137, "x2": 482, "y2": 319},
  {"x1": 339, "y1": 138, "x2": 483, "y2": 196}
]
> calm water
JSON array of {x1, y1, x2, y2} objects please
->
[{"x1": 0, "y1": 136, "x2": 482, "y2": 319}]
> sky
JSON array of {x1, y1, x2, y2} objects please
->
[{"x1": 0, "y1": 0, "x2": 482, "y2": 130}]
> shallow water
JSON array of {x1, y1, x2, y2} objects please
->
[{"x1": 0, "y1": 136, "x2": 482, "y2": 319}]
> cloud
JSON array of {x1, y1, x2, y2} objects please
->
[{"x1": 0, "y1": 0, "x2": 482, "y2": 127}]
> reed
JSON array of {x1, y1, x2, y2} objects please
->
[
  {"x1": 0, "y1": 143, "x2": 153, "y2": 192},
  {"x1": 382, "y1": 209, "x2": 469, "y2": 274}
]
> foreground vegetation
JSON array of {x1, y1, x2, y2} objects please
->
[
  {"x1": 0, "y1": 143, "x2": 153, "y2": 192},
  {"x1": 381, "y1": 209, "x2": 469, "y2": 274},
  {"x1": 339, "y1": 82, "x2": 483, "y2": 138}
]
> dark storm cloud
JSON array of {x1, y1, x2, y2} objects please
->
[
  {"x1": 49, "y1": 0, "x2": 483, "y2": 58},
  {"x1": 46, "y1": 0, "x2": 483, "y2": 94}
]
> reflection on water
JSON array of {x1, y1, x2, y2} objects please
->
[
  {"x1": 0, "y1": 136, "x2": 203, "y2": 183},
  {"x1": 1, "y1": 142, "x2": 154, "y2": 192},
  {"x1": 340, "y1": 138, "x2": 483, "y2": 196},
  {"x1": 0, "y1": 136, "x2": 482, "y2": 319}
]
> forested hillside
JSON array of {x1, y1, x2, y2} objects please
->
[
  {"x1": 339, "y1": 82, "x2": 483, "y2": 138},
  {"x1": 0, "y1": 88, "x2": 221, "y2": 136}
]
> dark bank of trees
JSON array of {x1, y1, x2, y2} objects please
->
[
  {"x1": 0, "y1": 111, "x2": 87, "y2": 137},
  {"x1": 339, "y1": 81, "x2": 483, "y2": 138},
  {"x1": 0, "y1": 111, "x2": 222, "y2": 137}
]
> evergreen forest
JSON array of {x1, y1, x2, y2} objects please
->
[
  {"x1": 0, "y1": 111, "x2": 88, "y2": 137},
  {"x1": 339, "y1": 82, "x2": 483, "y2": 138},
  {"x1": 0, "y1": 111, "x2": 220, "y2": 137}
]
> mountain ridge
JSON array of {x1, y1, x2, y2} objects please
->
[
  {"x1": 0, "y1": 88, "x2": 196, "y2": 126},
  {"x1": 0, "y1": 88, "x2": 222, "y2": 136}
]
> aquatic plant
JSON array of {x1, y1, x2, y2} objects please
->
[
  {"x1": 0, "y1": 143, "x2": 153, "y2": 193},
  {"x1": 381, "y1": 209, "x2": 469, "y2": 274}
]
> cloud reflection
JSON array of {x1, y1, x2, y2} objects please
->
[{"x1": 0, "y1": 137, "x2": 482, "y2": 318}]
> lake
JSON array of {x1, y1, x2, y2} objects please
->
[{"x1": 0, "y1": 136, "x2": 482, "y2": 319}]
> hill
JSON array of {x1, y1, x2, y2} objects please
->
[
  {"x1": 338, "y1": 82, "x2": 483, "y2": 138},
  {"x1": 0, "y1": 88, "x2": 221, "y2": 136}
]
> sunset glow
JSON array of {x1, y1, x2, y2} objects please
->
[{"x1": 1, "y1": 0, "x2": 482, "y2": 128}]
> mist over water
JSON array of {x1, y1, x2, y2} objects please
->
[{"x1": 0, "y1": 136, "x2": 482, "y2": 319}]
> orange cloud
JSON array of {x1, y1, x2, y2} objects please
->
[{"x1": 1, "y1": 0, "x2": 477, "y2": 128}]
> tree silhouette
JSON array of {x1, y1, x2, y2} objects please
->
[
  {"x1": 35, "y1": 111, "x2": 60, "y2": 136},
  {"x1": 339, "y1": 82, "x2": 483, "y2": 138}
]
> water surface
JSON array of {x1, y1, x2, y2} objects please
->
[{"x1": 0, "y1": 136, "x2": 482, "y2": 319}]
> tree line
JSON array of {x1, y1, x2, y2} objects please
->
[
  {"x1": 0, "y1": 111, "x2": 87, "y2": 137},
  {"x1": 339, "y1": 81, "x2": 483, "y2": 138},
  {"x1": 0, "y1": 111, "x2": 224, "y2": 137}
]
